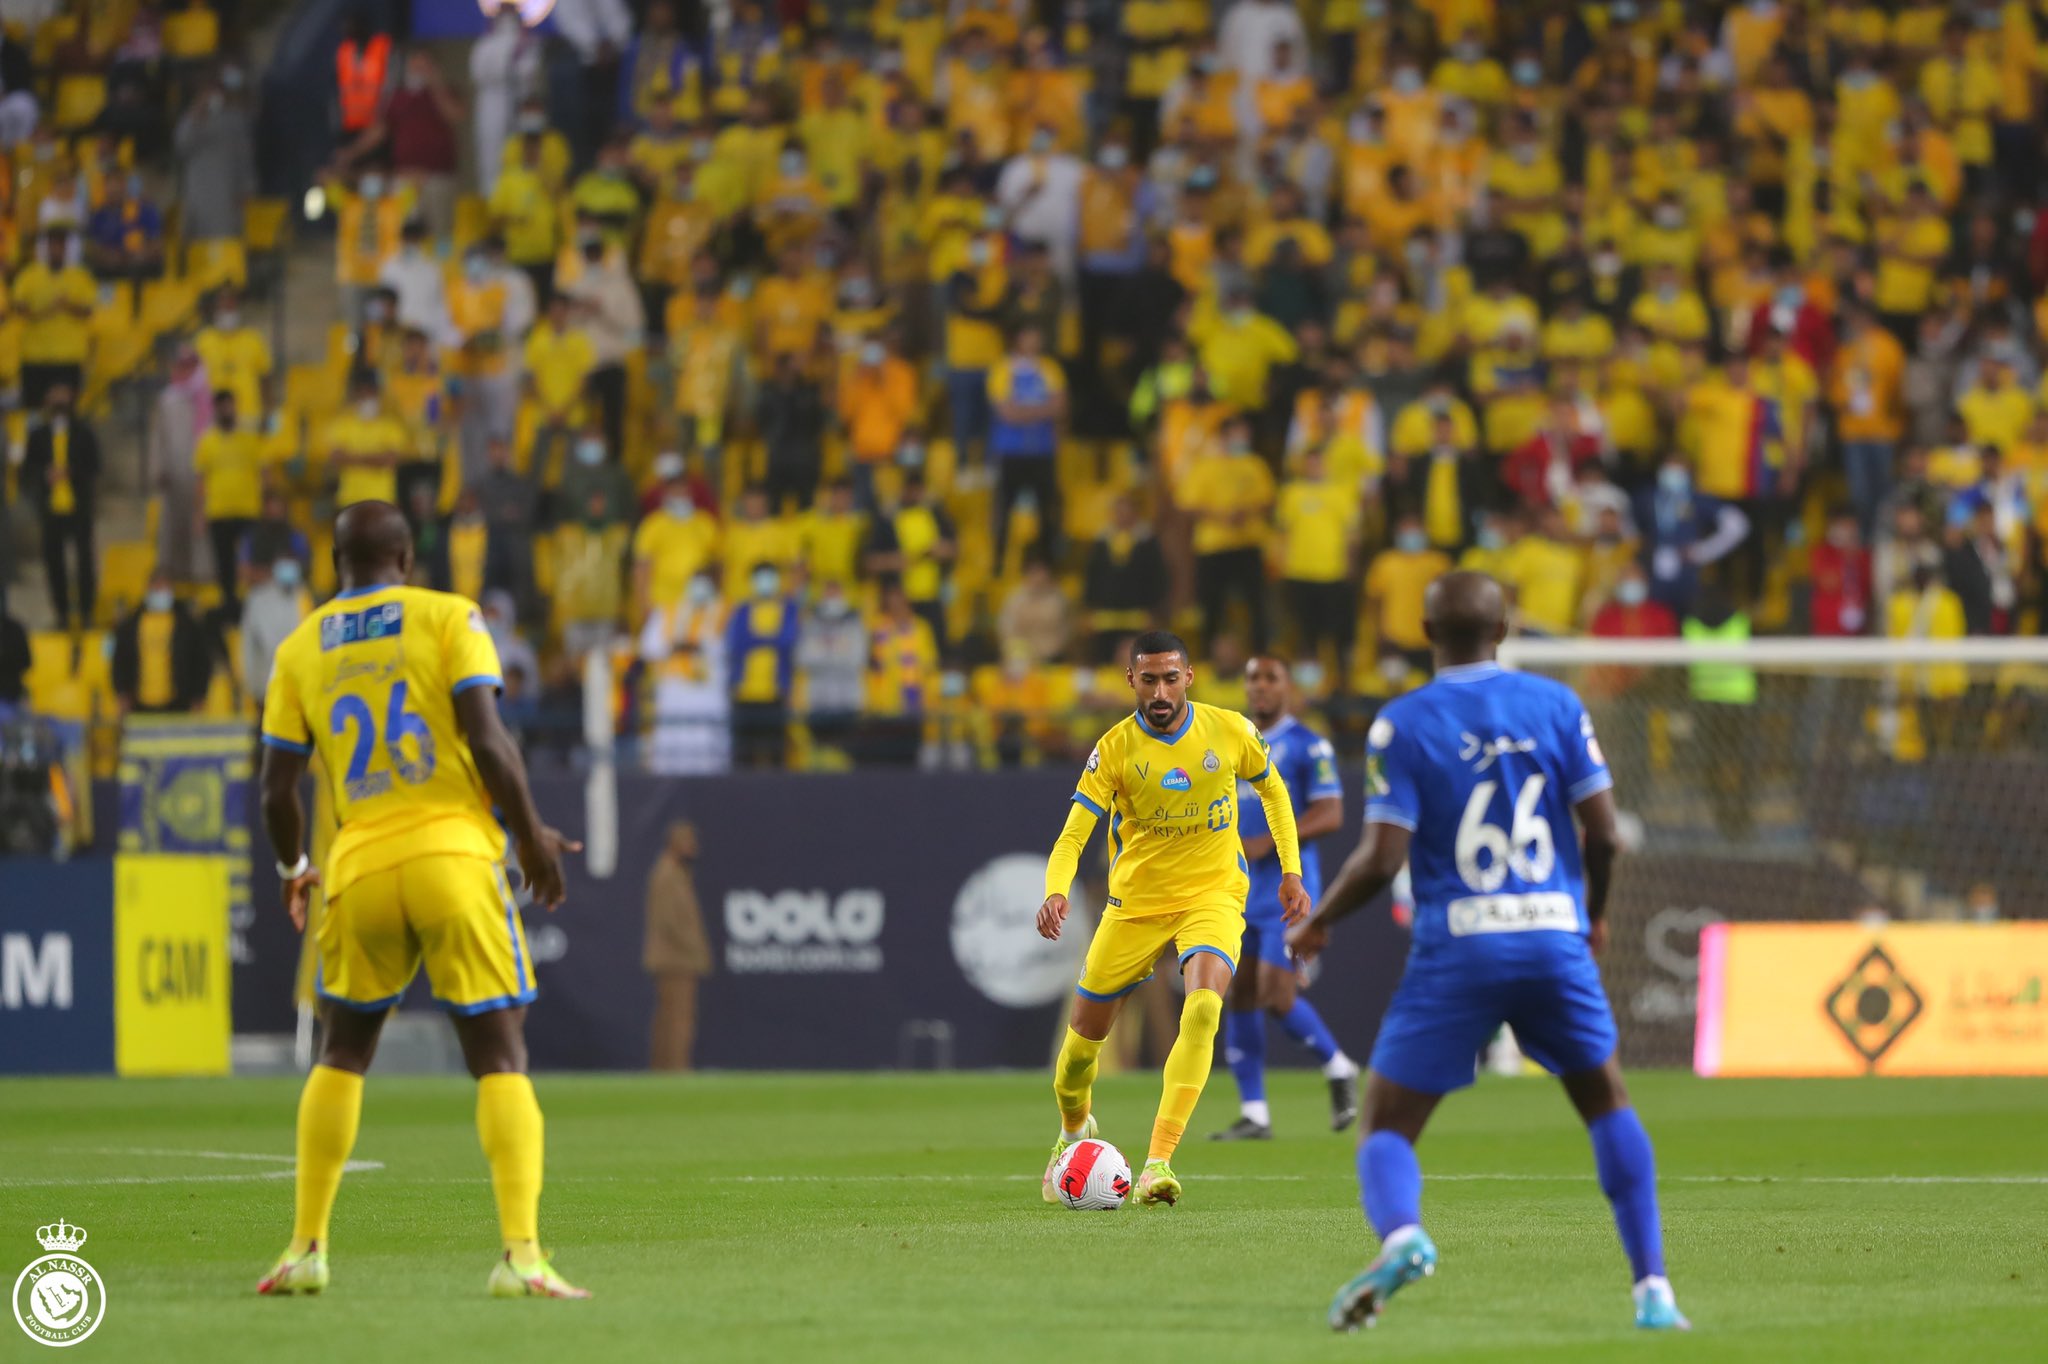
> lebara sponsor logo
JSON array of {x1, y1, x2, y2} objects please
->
[
  {"x1": 724, "y1": 890, "x2": 885, "y2": 973},
  {"x1": 1160, "y1": 768, "x2": 1192, "y2": 791}
]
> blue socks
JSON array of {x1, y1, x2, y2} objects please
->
[
  {"x1": 1275, "y1": 997, "x2": 1341, "y2": 1064},
  {"x1": 1589, "y1": 1107, "x2": 1665, "y2": 1281},
  {"x1": 1359, "y1": 1129, "x2": 1422, "y2": 1238},
  {"x1": 1223, "y1": 1008, "x2": 1266, "y2": 1104}
]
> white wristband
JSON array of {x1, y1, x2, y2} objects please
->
[{"x1": 277, "y1": 853, "x2": 310, "y2": 881}]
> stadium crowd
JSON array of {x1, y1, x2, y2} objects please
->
[{"x1": 6, "y1": 0, "x2": 2048, "y2": 773}]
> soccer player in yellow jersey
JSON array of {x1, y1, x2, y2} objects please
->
[
  {"x1": 254, "y1": 502, "x2": 588, "y2": 1300},
  {"x1": 1037, "y1": 632, "x2": 1309, "y2": 1205}
]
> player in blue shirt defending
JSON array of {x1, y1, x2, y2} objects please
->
[
  {"x1": 1211, "y1": 656, "x2": 1360, "y2": 1140},
  {"x1": 1289, "y1": 572, "x2": 1687, "y2": 1335}
]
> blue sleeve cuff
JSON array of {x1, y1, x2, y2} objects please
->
[
  {"x1": 452, "y1": 674, "x2": 502, "y2": 696},
  {"x1": 1247, "y1": 764, "x2": 1272, "y2": 785},
  {"x1": 1568, "y1": 770, "x2": 1616, "y2": 803},
  {"x1": 1072, "y1": 792, "x2": 1107, "y2": 818},
  {"x1": 260, "y1": 733, "x2": 312, "y2": 755},
  {"x1": 1364, "y1": 803, "x2": 1418, "y2": 831}
]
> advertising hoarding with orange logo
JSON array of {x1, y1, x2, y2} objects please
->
[{"x1": 1695, "y1": 923, "x2": 2048, "y2": 1077}]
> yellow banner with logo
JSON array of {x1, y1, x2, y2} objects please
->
[
  {"x1": 114, "y1": 854, "x2": 231, "y2": 1076},
  {"x1": 1696, "y1": 923, "x2": 2048, "y2": 1077}
]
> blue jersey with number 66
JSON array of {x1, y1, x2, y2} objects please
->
[{"x1": 1365, "y1": 661, "x2": 1612, "y2": 970}]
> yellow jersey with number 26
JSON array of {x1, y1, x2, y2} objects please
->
[
  {"x1": 261, "y1": 585, "x2": 505, "y2": 898},
  {"x1": 1063, "y1": 701, "x2": 1299, "y2": 919}
]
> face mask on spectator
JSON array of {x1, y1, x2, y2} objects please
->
[
  {"x1": 360, "y1": 174, "x2": 385, "y2": 199},
  {"x1": 1654, "y1": 204, "x2": 1684, "y2": 229},
  {"x1": 1658, "y1": 465, "x2": 1690, "y2": 496},
  {"x1": 1477, "y1": 525, "x2": 1506, "y2": 551},
  {"x1": 1396, "y1": 529, "x2": 1428, "y2": 553},
  {"x1": 665, "y1": 494, "x2": 695, "y2": 520},
  {"x1": 216, "y1": 308, "x2": 240, "y2": 330},
  {"x1": 816, "y1": 593, "x2": 850, "y2": 619},
  {"x1": 274, "y1": 560, "x2": 302, "y2": 587},
  {"x1": 1454, "y1": 40, "x2": 1482, "y2": 62},
  {"x1": 860, "y1": 340, "x2": 885, "y2": 367},
  {"x1": 125, "y1": 172, "x2": 144, "y2": 198},
  {"x1": 1510, "y1": 142, "x2": 1537, "y2": 166},
  {"x1": 1347, "y1": 112, "x2": 1380, "y2": 144},
  {"x1": 751, "y1": 569, "x2": 782, "y2": 598},
  {"x1": 355, "y1": 397, "x2": 379, "y2": 418},
  {"x1": 779, "y1": 151, "x2": 806, "y2": 178},
  {"x1": 464, "y1": 253, "x2": 489, "y2": 283},
  {"x1": 1391, "y1": 66, "x2": 1422, "y2": 93},
  {"x1": 575, "y1": 437, "x2": 605, "y2": 465},
  {"x1": 685, "y1": 576, "x2": 717, "y2": 605},
  {"x1": 145, "y1": 589, "x2": 174, "y2": 613},
  {"x1": 1098, "y1": 144, "x2": 1128, "y2": 170},
  {"x1": 1616, "y1": 578, "x2": 1649, "y2": 607},
  {"x1": 1029, "y1": 130, "x2": 1054, "y2": 155},
  {"x1": 1512, "y1": 59, "x2": 1541, "y2": 86},
  {"x1": 967, "y1": 240, "x2": 992, "y2": 267},
  {"x1": 1593, "y1": 248, "x2": 1623, "y2": 275}
]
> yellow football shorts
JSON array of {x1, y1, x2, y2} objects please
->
[
  {"x1": 316, "y1": 855, "x2": 536, "y2": 1015},
  {"x1": 1075, "y1": 899, "x2": 1243, "y2": 1001}
]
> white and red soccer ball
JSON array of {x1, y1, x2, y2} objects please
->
[{"x1": 1051, "y1": 1138, "x2": 1132, "y2": 1211}]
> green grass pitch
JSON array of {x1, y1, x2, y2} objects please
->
[{"x1": 1, "y1": 1070, "x2": 2042, "y2": 1362}]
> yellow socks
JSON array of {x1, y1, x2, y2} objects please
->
[
  {"x1": 1149, "y1": 988, "x2": 1223, "y2": 1163},
  {"x1": 1053, "y1": 1028, "x2": 1105, "y2": 1135},
  {"x1": 289, "y1": 1064, "x2": 365, "y2": 1255},
  {"x1": 477, "y1": 1072, "x2": 545, "y2": 1258}
]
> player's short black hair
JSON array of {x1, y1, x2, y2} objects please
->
[{"x1": 1129, "y1": 631, "x2": 1189, "y2": 667}]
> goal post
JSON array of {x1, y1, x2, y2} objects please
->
[{"x1": 1493, "y1": 635, "x2": 2048, "y2": 1066}]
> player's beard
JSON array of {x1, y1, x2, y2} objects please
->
[{"x1": 1147, "y1": 698, "x2": 1183, "y2": 730}]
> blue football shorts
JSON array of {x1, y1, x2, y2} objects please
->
[{"x1": 1368, "y1": 943, "x2": 1618, "y2": 1094}]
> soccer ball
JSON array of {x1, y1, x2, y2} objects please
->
[{"x1": 1051, "y1": 1138, "x2": 1131, "y2": 1211}]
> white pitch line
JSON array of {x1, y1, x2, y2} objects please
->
[
  {"x1": 0, "y1": 1157, "x2": 384, "y2": 1189},
  {"x1": 724, "y1": 1171, "x2": 2048, "y2": 1187},
  {"x1": 88, "y1": 1147, "x2": 299, "y2": 1163}
]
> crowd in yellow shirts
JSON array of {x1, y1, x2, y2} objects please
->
[{"x1": 21, "y1": 0, "x2": 2048, "y2": 768}]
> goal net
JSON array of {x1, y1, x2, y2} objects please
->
[{"x1": 1495, "y1": 636, "x2": 2048, "y2": 1067}]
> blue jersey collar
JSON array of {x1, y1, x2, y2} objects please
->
[
  {"x1": 1133, "y1": 704, "x2": 1195, "y2": 745},
  {"x1": 1260, "y1": 713, "x2": 1298, "y2": 742},
  {"x1": 1436, "y1": 660, "x2": 1503, "y2": 684},
  {"x1": 334, "y1": 582, "x2": 399, "y2": 600}
]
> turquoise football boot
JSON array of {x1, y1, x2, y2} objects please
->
[{"x1": 1327, "y1": 1225, "x2": 1437, "y2": 1331}]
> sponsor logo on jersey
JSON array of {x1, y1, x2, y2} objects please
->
[
  {"x1": 1458, "y1": 731, "x2": 1539, "y2": 773},
  {"x1": 320, "y1": 602, "x2": 404, "y2": 651},
  {"x1": 1161, "y1": 768, "x2": 1191, "y2": 791}
]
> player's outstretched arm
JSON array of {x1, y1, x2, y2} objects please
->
[
  {"x1": 1574, "y1": 787, "x2": 1622, "y2": 955},
  {"x1": 455, "y1": 687, "x2": 581, "y2": 910},
  {"x1": 1289, "y1": 821, "x2": 1411, "y2": 965},
  {"x1": 1038, "y1": 800, "x2": 1099, "y2": 940},
  {"x1": 259, "y1": 744, "x2": 319, "y2": 932}
]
